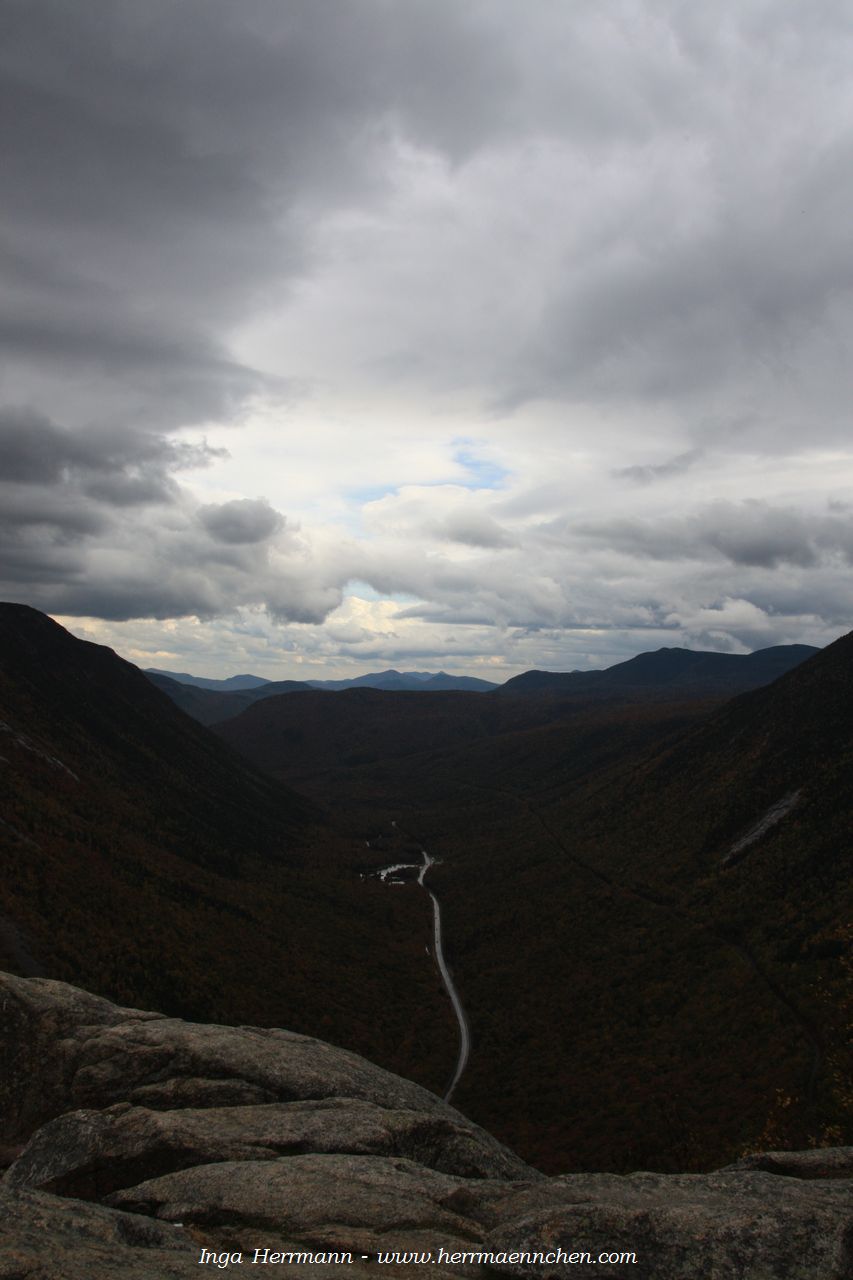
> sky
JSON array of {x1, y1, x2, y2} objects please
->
[{"x1": 3, "y1": 0, "x2": 853, "y2": 679}]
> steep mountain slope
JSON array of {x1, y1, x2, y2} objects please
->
[
  {"x1": 217, "y1": 636, "x2": 851, "y2": 1174},
  {"x1": 431, "y1": 638, "x2": 853, "y2": 1171},
  {"x1": 0, "y1": 605, "x2": 455, "y2": 1091},
  {"x1": 0, "y1": 605, "x2": 312, "y2": 861},
  {"x1": 144, "y1": 671, "x2": 256, "y2": 725},
  {"x1": 145, "y1": 671, "x2": 311, "y2": 726}
]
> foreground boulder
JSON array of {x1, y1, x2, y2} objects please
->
[{"x1": 1, "y1": 973, "x2": 850, "y2": 1278}]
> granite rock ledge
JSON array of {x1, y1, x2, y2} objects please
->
[{"x1": 1, "y1": 973, "x2": 850, "y2": 1278}]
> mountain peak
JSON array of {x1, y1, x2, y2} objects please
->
[{"x1": 499, "y1": 642, "x2": 820, "y2": 697}]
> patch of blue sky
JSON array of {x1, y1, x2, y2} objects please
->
[
  {"x1": 344, "y1": 445, "x2": 509, "y2": 512},
  {"x1": 452, "y1": 441, "x2": 510, "y2": 490},
  {"x1": 343, "y1": 579, "x2": 419, "y2": 605},
  {"x1": 346, "y1": 483, "x2": 402, "y2": 505}
]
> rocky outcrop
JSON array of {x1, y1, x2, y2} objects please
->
[
  {"x1": 0, "y1": 1185, "x2": 193, "y2": 1280},
  {"x1": 724, "y1": 1146, "x2": 853, "y2": 1180},
  {"x1": 1, "y1": 972, "x2": 851, "y2": 1278},
  {"x1": 5, "y1": 1098, "x2": 526, "y2": 1196},
  {"x1": 481, "y1": 1170, "x2": 853, "y2": 1278}
]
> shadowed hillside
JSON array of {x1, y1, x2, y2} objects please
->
[
  {"x1": 145, "y1": 671, "x2": 312, "y2": 726},
  {"x1": 0, "y1": 604, "x2": 455, "y2": 1092}
]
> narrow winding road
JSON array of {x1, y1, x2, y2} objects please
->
[
  {"x1": 418, "y1": 850, "x2": 470, "y2": 1103},
  {"x1": 375, "y1": 843, "x2": 470, "y2": 1103}
]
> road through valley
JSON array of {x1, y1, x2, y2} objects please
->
[{"x1": 418, "y1": 850, "x2": 470, "y2": 1103}]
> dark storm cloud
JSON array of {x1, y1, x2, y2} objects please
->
[
  {"x1": 5, "y1": 0, "x2": 721, "y2": 437},
  {"x1": 575, "y1": 502, "x2": 853, "y2": 569},
  {"x1": 515, "y1": 141, "x2": 853, "y2": 431},
  {"x1": 0, "y1": 407, "x2": 334, "y2": 626},
  {"x1": 4, "y1": 1, "x2": 851, "y2": 431},
  {"x1": 199, "y1": 499, "x2": 284, "y2": 545},
  {"x1": 0, "y1": 403, "x2": 277, "y2": 621},
  {"x1": 0, "y1": 489, "x2": 106, "y2": 538},
  {"x1": 0, "y1": 310, "x2": 264, "y2": 425},
  {"x1": 615, "y1": 450, "x2": 704, "y2": 485},
  {"x1": 437, "y1": 511, "x2": 517, "y2": 549},
  {"x1": 0, "y1": 0, "x2": 518, "y2": 400},
  {"x1": 1, "y1": 3, "x2": 325, "y2": 429},
  {"x1": 0, "y1": 407, "x2": 223, "y2": 503},
  {"x1": 0, "y1": 487, "x2": 334, "y2": 625},
  {"x1": 0, "y1": 408, "x2": 76, "y2": 484}
]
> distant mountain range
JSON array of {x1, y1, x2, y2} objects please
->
[
  {"x1": 145, "y1": 666, "x2": 500, "y2": 726},
  {"x1": 146, "y1": 668, "x2": 271, "y2": 691},
  {"x1": 308, "y1": 668, "x2": 500, "y2": 693},
  {"x1": 146, "y1": 644, "x2": 819, "y2": 726},
  {"x1": 146, "y1": 665, "x2": 500, "y2": 695},
  {"x1": 498, "y1": 643, "x2": 819, "y2": 696}
]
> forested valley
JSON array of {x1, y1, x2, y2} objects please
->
[{"x1": 2, "y1": 602, "x2": 850, "y2": 1175}]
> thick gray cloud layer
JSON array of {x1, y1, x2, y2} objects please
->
[{"x1": 2, "y1": 1, "x2": 853, "y2": 668}]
